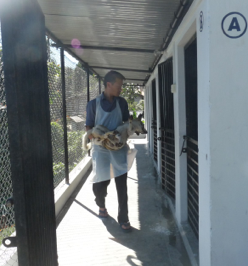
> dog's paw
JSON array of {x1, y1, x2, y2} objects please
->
[{"x1": 116, "y1": 142, "x2": 123, "y2": 147}]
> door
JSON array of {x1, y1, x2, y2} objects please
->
[
  {"x1": 158, "y1": 58, "x2": 175, "y2": 199},
  {"x1": 184, "y1": 37, "x2": 199, "y2": 239}
]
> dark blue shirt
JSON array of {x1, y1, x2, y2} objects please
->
[{"x1": 86, "y1": 92, "x2": 129, "y2": 127}]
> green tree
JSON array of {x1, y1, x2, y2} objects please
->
[{"x1": 121, "y1": 84, "x2": 144, "y2": 116}]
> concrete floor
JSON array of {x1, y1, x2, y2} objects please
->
[{"x1": 56, "y1": 139, "x2": 192, "y2": 266}]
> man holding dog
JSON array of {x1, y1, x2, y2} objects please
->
[{"x1": 85, "y1": 71, "x2": 132, "y2": 232}]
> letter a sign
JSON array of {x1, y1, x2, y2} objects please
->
[
  {"x1": 228, "y1": 17, "x2": 241, "y2": 31},
  {"x1": 222, "y1": 12, "x2": 247, "y2": 38}
]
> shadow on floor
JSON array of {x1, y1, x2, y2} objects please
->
[{"x1": 56, "y1": 143, "x2": 192, "y2": 266}]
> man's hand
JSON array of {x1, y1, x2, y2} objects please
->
[{"x1": 86, "y1": 126, "x2": 94, "y2": 140}]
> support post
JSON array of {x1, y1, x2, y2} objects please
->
[
  {"x1": 86, "y1": 66, "x2": 90, "y2": 156},
  {"x1": 174, "y1": 44, "x2": 188, "y2": 224},
  {"x1": 99, "y1": 77, "x2": 101, "y2": 94},
  {"x1": 60, "y1": 48, "x2": 69, "y2": 184},
  {"x1": 87, "y1": 65, "x2": 90, "y2": 102},
  {"x1": 0, "y1": 0, "x2": 58, "y2": 265}
]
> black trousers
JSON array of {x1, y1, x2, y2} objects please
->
[{"x1": 92, "y1": 173, "x2": 128, "y2": 224}]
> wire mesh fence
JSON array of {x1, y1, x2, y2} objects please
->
[
  {"x1": 89, "y1": 75, "x2": 100, "y2": 100},
  {"x1": 48, "y1": 40, "x2": 66, "y2": 188},
  {"x1": 64, "y1": 55, "x2": 88, "y2": 172},
  {"x1": 47, "y1": 38, "x2": 100, "y2": 186}
]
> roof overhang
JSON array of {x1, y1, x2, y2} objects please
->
[{"x1": 37, "y1": 0, "x2": 193, "y2": 85}]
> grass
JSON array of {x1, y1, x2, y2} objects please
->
[{"x1": 0, "y1": 226, "x2": 15, "y2": 245}]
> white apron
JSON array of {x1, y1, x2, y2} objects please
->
[{"x1": 90, "y1": 95, "x2": 136, "y2": 183}]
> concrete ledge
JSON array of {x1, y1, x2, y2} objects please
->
[
  {"x1": 0, "y1": 231, "x2": 17, "y2": 266},
  {"x1": 0, "y1": 156, "x2": 92, "y2": 266},
  {"x1": 54, "y1": 156, "x2": 92, "y2": 217}
]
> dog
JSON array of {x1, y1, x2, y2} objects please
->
[
  {"x1": 82, "y1": 114, "x2": 147, "y2": 151},
  {"x1": 82, "y1": 124, "x2": 123, "y2": 151}
]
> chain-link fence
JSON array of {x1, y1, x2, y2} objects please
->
[
  {"x1": 48, "y1": 40, "x2": 66, "y2": 188},
  {"x1": 64, "y1": 54, "x2": 87, "y2": 173},
  {"x1": 90, "y1": 74, "x2": 100, "y2": 100},
  {"x1": 47, "y1": 38, "x2": 102, "y2": 187}
]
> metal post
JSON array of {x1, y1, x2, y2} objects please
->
[
  {"x1": 87, "y1": 65, "x2": 90, "y2": 102},
  {"x1": 86, "y1": 66, "x2": 90, "y2": 156},
  {"x1": 60, "y1": 48, "x2": 69, "y2": 184},
  {"x1": 0, "y1": 0, "x2": 58, "y2": 265},
  {"x1": 99, "y1": 77, "x2": 101, "y2": 94}
]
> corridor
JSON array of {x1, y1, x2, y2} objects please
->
[{"x1": 56, "y1": 139, "x2": 191, "y2": 266}]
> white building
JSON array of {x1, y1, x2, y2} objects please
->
[{"x1": 145, "y1": 1, "x2": 248, "y2": 265}]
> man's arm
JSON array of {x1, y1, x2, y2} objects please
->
[
  {"x1": 86, "y1": 126, "x2": 92, "y2": 131},
  {"x1": 120, "y1": 97, "x2": 129, "y2": 122},
  {"x1": 85, "y1": 99, "x2": 96, "y2": 139}
]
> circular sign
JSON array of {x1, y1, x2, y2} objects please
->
[
  {"x1": 222, "y1": 12, "x2": 247, "y2": 38},
  {"x1": 199, "y1": 11, "x2": 204, "y2": 32}
]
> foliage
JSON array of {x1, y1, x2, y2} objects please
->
[
  {"x1": 132, "y1": 109, "x2": 137, "y2": 119},
  {"x1": 67, "y1": 130, "x2": 84, "y2": 169},
  {"x1": 51, "y1": 121, "x2": 85, "y2": 174},
  {"x1": 48, "y1": 61, "x2": 61, "y2": 77},
  {"x1": 0, "y1": 225, "x2": 15, "y2": 245},
  {"x1": 121, "y1": 84, "x2": 144, "y2": 112},
  {"x1": 53, "y1": 162, "x2": 65, "y2": 176},
  {"x1": 51, "y1": 121, "x2": 63, "y2": 140}
]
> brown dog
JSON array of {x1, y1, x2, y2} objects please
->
[{"x1": 82, "y1": 114, "x2": 147, "y2": 151}]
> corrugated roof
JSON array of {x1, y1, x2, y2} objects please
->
[{"x1": 37, "y1": 0, "x2": 192, "y2": 85}]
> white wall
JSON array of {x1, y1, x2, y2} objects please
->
[
  {"x1": 145, "y1": 0, "x2": 248, "y2": 264},
  {"x1": 208, "y1": 0, "x2": 248, "y2": 265},
  {"x1": 196, "y1": 1, "x2": 211, "y2": 265}
]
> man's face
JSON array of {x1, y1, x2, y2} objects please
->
[{"x1": 107, "y1": 78, "x2": 123, "y2": 97}]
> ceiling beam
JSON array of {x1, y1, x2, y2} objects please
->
[
  {"x1": 63, "y1": 45, "x2": 154, "y2": 54},
  {"x1": 125, "y1": 78, "x2": 146, "y2": 81},
  {"x1": 46, "y1": 29, "x2": 101, "y2": 78},
  {"x1": 123, "y1": 84, "x2": 144, "y2": 87},
  {"x1": 90, "y1": 66, "x2": 152, "y2": 73}
]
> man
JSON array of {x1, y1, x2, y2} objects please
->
[{"x1": 85, "y1": 71, "x2": 132, "y2": 232}]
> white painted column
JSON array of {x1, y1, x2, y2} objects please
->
[
  {"x1": 197, "y1": 1, "x2": 211, "y2": 266},
  {"x1": 198, "y1": 0, "x2": 248, "y2": 265},
  {"x1": 145, "y1": 85, "x2": 151, "y2": 151},
  {"x1": 174, "y1": 43, "x2": 188, "y2": 224}
]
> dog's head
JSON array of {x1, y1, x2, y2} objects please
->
[{"x1": 131, "y1": 114, "x2": 147, "y2": 135}]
